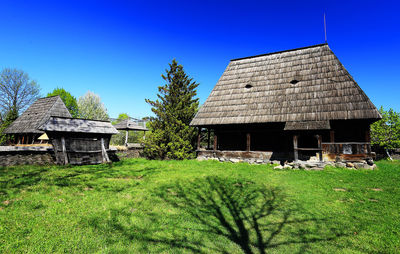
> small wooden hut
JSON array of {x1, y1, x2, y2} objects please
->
[
  {"x1": 113, "y1": 119, "x2": 148, "y2": 146},
  {"x1": 39, "y1": 116, "x2": 118, "y2": 165},
  {"x1": 3, "y1": 96, "x2": 71, "y2": 144},
  {"x1": 190, "y1": 44, "x2": 381, "y2": 163}
]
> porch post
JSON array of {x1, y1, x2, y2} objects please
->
[
  {"x1": 317, "y1": 135, "x2": 323, "y2": 162},
  {"x1": 61, "y1": 136, "x2": 68, "y2": 165},
  {"x1": 213, "y1": 131, "x2": 218, "y2": 152},
  {"x1": 330, "y1": 130, "x2": 335, "y2": 154},
  {"x1": 293, "y1": 135, "x2": 298, "y2": 161},
  {"x1": 197, "y1": 128, "x2": 201, "y2": 150},
  {"x1": 125, "y1": 130, "x2": 129, "y2": 146},
  {"x1": 330, "y1": 130, "x2": 335, "y2": 142},
  {"x1": 207, "y1": 128, "x2": 211, "y2": 150},
  {"x1": 246, "y1": 133, "x2": 251, "y2": 152},
  {"x1": 365, "y1": 126, "x2": 371, "y2": 154}
]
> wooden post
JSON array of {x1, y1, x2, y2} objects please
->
[
  {"x1": 317, "y1": 135, "x2": 323, "y2": 161},
  {"x1": 293, "y1": 135, "x2": 298, "y2": 161},
  {"x1": 101, "y1": 138, "x2": 110, "y2": 163},
  {"x1": 61, "y1": 137, "x2": 68, "y2": 165},
  {"x1": 125, "y1": 130, "x2": 129, "y2": 146},
  {"x1": 214, "y1": 132, "x2": 218, "y2": 152},
  {"x1": 207, "y1": 128, "x2": 211, "y2": 150},
  {"x1": 246, "y1": 133, "x2": 251, "y2": 152},
  {"x1": 143, "y1": 131, "x2": 146, "y2": 141},
  {"x1": 197, "y1": 128, "x2": 201, "y2": 151}
]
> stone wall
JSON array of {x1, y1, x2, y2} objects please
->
[
  {"x1": 0, "y1": 147, "x2": 56, "y2": 167},
  {"x1": 116, "y1": 148, "x2": 144, "y2": 159},
  {"x1": 0, "y1": 146, "x2": 120, "y2": 167}
]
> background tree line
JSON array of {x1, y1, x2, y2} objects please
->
[{"x1": 2, "y1": 66, "x2": 399, "y2": 161}]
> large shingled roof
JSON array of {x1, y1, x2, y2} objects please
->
[
  {"x1": 190, "y1": 44, "x2": 381, "y2": 127},
  {"x1": 4, "y1": 96, "x2": 72, "y2": 134}
]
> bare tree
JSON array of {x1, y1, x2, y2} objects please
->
[{"x1": 0, "y1": 68, "x2": 40, "y2": 118}]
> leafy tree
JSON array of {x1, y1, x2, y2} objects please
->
[
  {"x1": 0, "y1": 68, "x2": 40, "y2": 117},
  {"x1": 144, "y1": 59, "x2": 199, "y2": 160},
  {"x1": 112, "y1": 113, "x2": 129, "y2": 125},
  {"x1": 77, "y1": 91, "x2": 109, "y2": 120},
  {"x1": 47, "y1": 88, "x2": 79, "y2": 117},
  {"x1": 371, "y1": 106, "x2": 400, "y2": 160}
]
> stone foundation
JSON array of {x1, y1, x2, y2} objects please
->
[{"x1": 197, "y1": 150, "x2": 376, "y2": 170}]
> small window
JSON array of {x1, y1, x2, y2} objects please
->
[
  {"x1": 245, "y1": 84, "x2": 253, "y2": 89},
  {"x1": 290, "y1": 79, "x2": 299, "y2": 85}
]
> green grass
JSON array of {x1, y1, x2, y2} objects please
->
[{"x1": 0, "y1": 159, "x2": 399, "y2": 253}]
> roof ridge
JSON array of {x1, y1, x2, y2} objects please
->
[
  {"x1": 230, "y1": 43, "x2": 328, "y2": 62},
  {"x1": 37, "y1": 95, "x2": 61, "y2": 100},
  {"x1": 49, "y1": 116, "x2": 111, "y2": 123}
]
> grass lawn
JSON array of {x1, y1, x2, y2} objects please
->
[{"x1": 0, "y1": 159, "x2": 399, "y2": 253}]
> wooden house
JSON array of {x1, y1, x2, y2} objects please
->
[
  {"x1": 39, "y1": 116, "x2": 118, "y2": 165},
  {"x1": 3, "y1": 96, "x2": 71, "y2": 144},
  {"x1": 190, "y1": 44, "x2": 381, "y2": 163}
]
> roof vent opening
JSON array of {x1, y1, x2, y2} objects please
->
[
  {"x1": 245, "y1": 84, "x2": 253, "y2": 89},
  {"x1": 290, "y1": 79, "x2": 299, "y2": 85}
]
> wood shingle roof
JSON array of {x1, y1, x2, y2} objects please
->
[
  {"x1": 190, "y1": 44, "x2": 381, "y2": 127},
  {"x1": 113, "y1": 119, "x2": 148, "y2": 131},
  {"x1": 4, "y1": 96, "x2": 72, "y2": 134},
  {"x1": 39, "y1": 116, "x2": 118, "y2": 134}
]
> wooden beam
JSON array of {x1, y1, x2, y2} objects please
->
[
  {"x1": 293, "y1": 135, "x2": 298, "y2": 161},
  {"x1": 61, "y1": 137, "x2": 68, "y2": 165},
  {"x1": 330, "y1": 130, "x2": 335, "y2": 143},
  {"x1": 246, "y1": 133, "x2": 251, "y2": 152},
  {"x1": 101, "y1": 138, "x2": 110, "y2": 163}
]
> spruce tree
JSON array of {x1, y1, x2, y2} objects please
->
[{"x1": 144, "y1": 59, "x2": 199, "y2": 160}]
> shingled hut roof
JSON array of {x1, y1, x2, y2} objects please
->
[
  {"x1": 4, "y1": 96, "x2": 72, "y2": 134},
  {"x1": 113, "y1": 119, "x2": 148, "y2": 131},
  {"x1": 39, "y1": 116, "x2": 119, "y2": 134},
  {"x1": 190, "y1": 44, "x2": 381, "y2": 128}
]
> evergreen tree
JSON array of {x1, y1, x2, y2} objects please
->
[
  {"x1": 47, "y1": 88, "x2": 79, "y2": 117},
  {"x1": 144, "y1": 59, "x2": 199, "y2": 160}
]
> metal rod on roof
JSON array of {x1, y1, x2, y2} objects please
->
[{"x1": 324, "y1": 13, "x2": 327, "y2": 43}]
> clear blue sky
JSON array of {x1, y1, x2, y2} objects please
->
[{"x1": 1, "y1": 0, "x2": 399, "y2": 118}]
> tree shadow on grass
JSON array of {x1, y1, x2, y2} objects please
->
[{"x1": 85, "y1": 176, "x2": 348, "y2": 253}]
